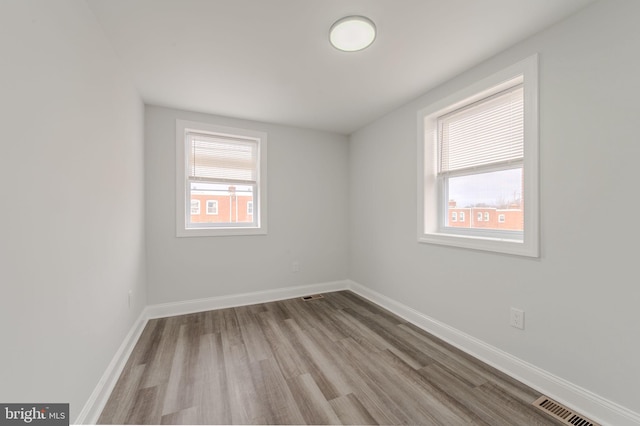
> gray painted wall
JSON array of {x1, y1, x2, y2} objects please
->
[
  {"x1": 145, "y1": 106, "x2": 349, "y2": 304},
  {"x1": 349, "y1": 0, "x2": 640, "y2": 414},
  {"x1": 0, "y1": 0, "x2": 146, "y2": 421}
]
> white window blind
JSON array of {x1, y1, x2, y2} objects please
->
[
  {"x1": 438, "y1": 84, "x2": 523, "y2": 174},
  {"x1": 187, "y1": 132, "x2": 258, "y2": 183}
]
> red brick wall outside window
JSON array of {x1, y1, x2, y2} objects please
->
[
  {"x1": 447, "y1": 200, "x2": 523, "y2": 231},
  {"x1": 190, "y1": 193, "x2": 253, "y2": 224}
]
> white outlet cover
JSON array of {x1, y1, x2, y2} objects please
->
[{"x1": 510, "y1": 307, "x2": 525, "y2": 330}]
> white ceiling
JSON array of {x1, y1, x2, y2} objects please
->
[{"x1": 86, "y1": 0, "x2": 597, "y2": 135}]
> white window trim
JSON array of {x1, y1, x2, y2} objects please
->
[
  {"x1": 176, "y1": 120, "x2": 268, "y2": 237},
  {"x1": 417, "y1": 54, "x2": 539, "y2": 257},
  {"x1": 206, "y1": 199, "x2": 219, "y2": 215},
  {"x1": 498, "y1": 214, "x2": 506, "y2": 223}
]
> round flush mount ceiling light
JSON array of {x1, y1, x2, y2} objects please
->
[{"x1": 329, "y1": 15, "x2": 376, "y2": 52}]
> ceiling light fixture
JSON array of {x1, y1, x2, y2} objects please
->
[{"x1": 329, "y1": 15, "x2": 376, "y2": 52}]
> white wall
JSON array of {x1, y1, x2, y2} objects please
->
[
  {"x1": 0, "y1": 1, "x2": 146, "y2": 422},
  {"x1": 145, "y1": 106, "x2": 349, "y2": 304},
  {"x1": 349, "y1": 0, "x2": 640, "y2": 417},
  {"x1": 3, "y1": 0, "x2": 636, "y2": 422}
]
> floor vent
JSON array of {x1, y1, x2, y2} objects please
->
[
  {"x1": 301, "y1": 294, "x2": 324, "y2": 301},
  {"x1": 532, "y1": 396, "x2": 600, "y2": 426}
]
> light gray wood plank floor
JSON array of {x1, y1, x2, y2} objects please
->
[{"x1": 98, "y1": 291, "x2": 562, "y2": 425}]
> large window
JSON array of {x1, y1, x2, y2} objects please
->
[
  {"x1": 176, "y1": 120, "x2": 267, "y2": 237},
  {"x1": 418, "y1": 55, "x2": 538, "y2": 257}
]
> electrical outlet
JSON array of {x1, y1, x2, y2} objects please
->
[
  {"x1": 128, "y1": 290, "x2": 133, "y2": 308},
  {"x1": 291, "y1": 261, "x2": 300, "y2": 272},
  {"x1": 510, "y1": 307, "x2": 524, "y2": 330}
]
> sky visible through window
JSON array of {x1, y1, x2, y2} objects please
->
[{"x1": 448, "y1": 168, "x2": 522, "y2": 208}]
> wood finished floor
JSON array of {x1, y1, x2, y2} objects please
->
[{"x1": 98, "y1": 291, "x2": 562, "y2": 425}]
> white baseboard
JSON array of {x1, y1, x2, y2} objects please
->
[
  {"x1": 345, "y1": 280, "x2": 640, "y2": 426},
  {"x1": 145, "y1": 280, "x2": 350, "y2": 319},
  {"x1": 74, "y1": 310, "x2": 148, "y2": 425},
  {"x1": 76, "y1": 280, "x2": 349, "y2": 424}
]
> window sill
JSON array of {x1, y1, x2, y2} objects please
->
[
  {"x1": 418, "y1": 232, "x2": 538, "y2": 257},
  {"x1": 177, "y1": 227, "x2": 267, "y2": 238}
]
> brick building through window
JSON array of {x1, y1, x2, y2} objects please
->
[
  {"x1": 447, "y1": 200, "x2": 523, "y2": 231},
  {"x1": 190, "y1": 185, "x2": 254, "y2": 224}
]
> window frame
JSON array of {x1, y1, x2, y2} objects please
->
[
  {"x1": 176, "y1": 120, "x2": 268, "y2": 237},
  {"x1": 417, "y1": 54, "x2": 539, "y2": 257}
]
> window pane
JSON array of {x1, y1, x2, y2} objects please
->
[
  {"x1": 189, "y1": 182, "x2": 255, "y2": 226},
  {"x1": 446, "y1": 168, "x2": 523, "y2": 231}
]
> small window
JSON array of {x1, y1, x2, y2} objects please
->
[
  {"x1": 418, "y1": 55, "x2": 539, "y2": 257},
  {"x1": 459, "y1": 212, "x2": 465, "y2": 222},
  {"x1": 247, "y1": 201, "x2": 253, "y2": 215},
  {"x1": 206, "y1": 200, "x2": 218, "y2": 215},
  {"x1": 451, "y1": 212, "x2": 457, "y2": 222},
  {"x1": 498, "y1": 214, "x2": 505, "y2": 223},
  {"x1": 176, "y1": 120, "x2": 267, "y2": 237},
  {"x1": 190, "y1": 199, "x2": 200, "y2": 215}
]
